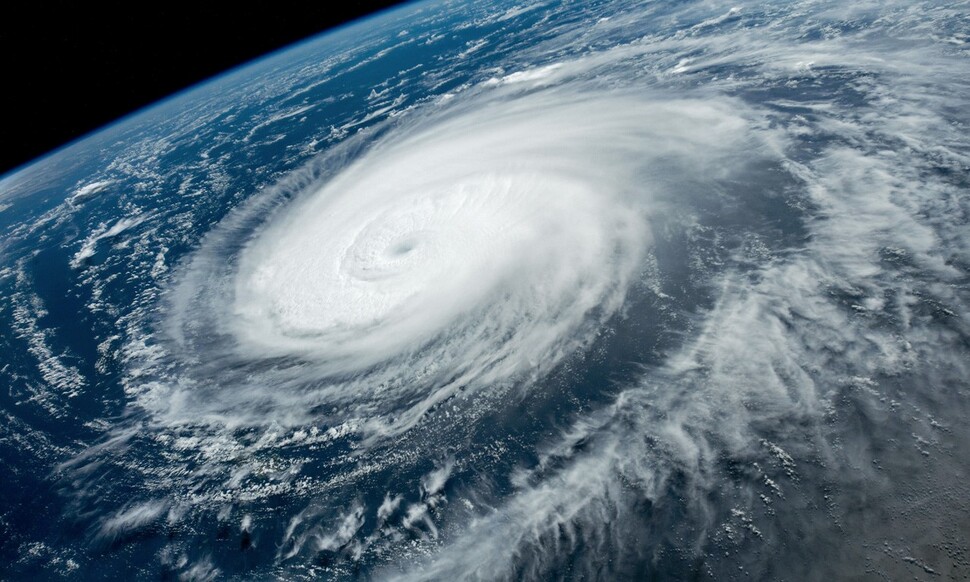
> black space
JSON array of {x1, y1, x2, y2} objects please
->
[{"x1": 1, "y1": 2, "x2": 410, "y2": 176}]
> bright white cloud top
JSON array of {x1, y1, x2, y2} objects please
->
[{"x1": 159, "y1": 95, "x2": 771, "y2": 442}]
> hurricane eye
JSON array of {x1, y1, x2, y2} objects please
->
[{"x1": 389, "y1": 239, "x2": 417, "y2": 256}]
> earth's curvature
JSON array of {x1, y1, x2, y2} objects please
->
[{"x1": 2, "y1": 0, "x2": 969, "y2": 580}]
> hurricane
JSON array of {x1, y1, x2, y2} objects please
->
[
  {"x1": 2, "y1": 0, "x2": 969, "y2": 580},
  {"x1": 157, "y1": 94, "x2": 764, "y2": 441}
]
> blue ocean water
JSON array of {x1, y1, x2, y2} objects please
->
[{"x1": 2, "y1": 0, "x2": 969, "y2": 580}]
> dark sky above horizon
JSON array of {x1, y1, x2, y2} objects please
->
[{"x1": 1, "y1": 2, "x2": 410, "y2": 176}]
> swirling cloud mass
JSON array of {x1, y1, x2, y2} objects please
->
[
  {"x1": 162, "y1": 95, "x2": 760, "y2": 440},
  {"x1": 3, "y1": 0, "x2": 969, "y2": 580}
]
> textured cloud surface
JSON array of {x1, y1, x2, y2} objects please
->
[{"x1": 3, "y1": 0, "x2": 967, "y2": 579}]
